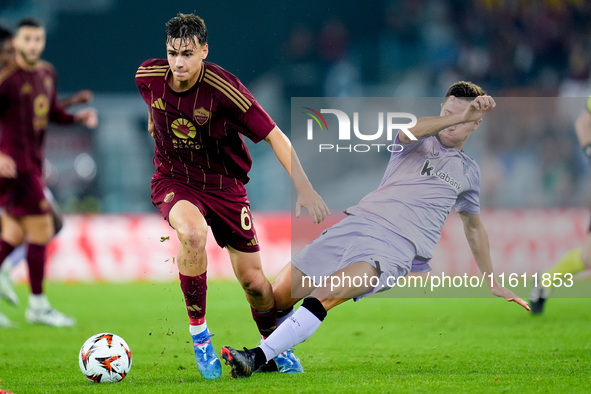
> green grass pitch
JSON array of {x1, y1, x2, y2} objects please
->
[{"x1": 0, "y1": 281, "x2": 589, "y2": 393}]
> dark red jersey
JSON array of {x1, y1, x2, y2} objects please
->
[
  {"x1": 135, "y1": 59, "x2": 276, "y2": 189},
  {"x1": 0, "y1": 61, "x2": 75, "y2": 175}
]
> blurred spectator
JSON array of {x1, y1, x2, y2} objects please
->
[{"x1": 318, "y1": 18, "x2": 362, "y2": 97}]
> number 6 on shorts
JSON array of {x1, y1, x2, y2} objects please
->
[{"x1": 240, "y1": 206, "x2": 252, "y2": 230}]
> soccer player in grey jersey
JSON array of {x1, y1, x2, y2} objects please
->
[{"x1": 221, "y1": 81, "x2": 530, "y2": 378}]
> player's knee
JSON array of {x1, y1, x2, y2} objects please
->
[
  {"x1": 2, "y1": 232, "x2": 25, "y2": 247},
  {"x1": 28, "y1": 228, "x2": 54, "y2": 245},
  {"x1": 239, "y1": 272, "x2": 268, "y2": 297},
  {"x1": 175, "y1": 223, "x2": 207, "y2": 252}
]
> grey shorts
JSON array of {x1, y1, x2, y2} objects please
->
[{"x1": 292, "y1": 215, "x2": 417, "y2": 298}]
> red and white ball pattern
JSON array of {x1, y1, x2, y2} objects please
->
[{"x1": 79, "y1": 333, "x2": 132, "y2": 383}]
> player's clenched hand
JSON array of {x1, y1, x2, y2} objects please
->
[
  {"x1": 490, "y1": 284, "x2": 531, "y2": 311},
  {"x1": 0, "y1": 152, "x2": 17, "y2": 178},
  {"x1": 295, "y1": 187, "x2": 330, "y2": 224},
  {"x1": 462, "y1": 95, "x2": 496, "y2": 123},
  {"x1": 75, "y1": 109, "x2": 98, "y2": 129}
]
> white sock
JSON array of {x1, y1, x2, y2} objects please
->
[
  {"x1": 189, "y1": 321, "x2": 208, "y2": 336},
  {"x1": 277, "y1": 308, "x2": 295, "y2": 326},
  {"x1": 29, "y1": 294, "x2": 50, "y2": 310},
  {"x1": 259, "y1": 306, "x2": 322, "y2": 361}
]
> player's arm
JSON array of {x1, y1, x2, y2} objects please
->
[
  {"x1": 574, "y1": 108, "x2": 591, "y2": 159},
  {"x1": 147, "y1": 112, "x2": 155, "y2": 139},
  {"x1": 264, "y1": 126, "x2": 330, "y2": 224},
  {"x1": 459, "y1": 210, "x2": 530, "y2": 311},
  {"x1": 59, "y1": 89, "x2": 93, "y2": 109},
  {"x1": 72, "y1": 109, "x2": 98, "y2": 128},
  {"x1": 400, "y1": 95, "x2": 496, "y2": 143},
  {"x1": 49, "y1": 87, "x2": 97, "y2": 128}
]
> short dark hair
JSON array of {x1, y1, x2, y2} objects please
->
[
  {"x1": 165, "y1": 13, "x2": 207, "y2": 47},
  {"x1": 17, "y1": 17, "x2": 43, "y2": 30},
  {"x1": 445, "y1": 81, "x2": 486, "y2": 99},
  {"x1": 0, "y1": 24, "x2": 12, "y2": 44}
]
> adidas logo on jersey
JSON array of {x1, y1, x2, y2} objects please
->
[
  {"x1": 152, "y1": 98, "x2": 165, "y2": 110},
  {"x1": 20, "y1": 82, "x2": 33, "y2": 95}
]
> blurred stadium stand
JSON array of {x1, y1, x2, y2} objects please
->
[{"x1": 1, "y1": 0, "x2": 591, "y2": 212}]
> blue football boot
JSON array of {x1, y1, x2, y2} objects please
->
[
  {"x1": 191, "y1": 329, "x2": 222, "y2": 380},
  {"x1": 274, "y1": 348, "x2": 304, "y2": 373}
]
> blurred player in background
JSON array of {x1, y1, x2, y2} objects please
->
[
  {"x1": 221, "y1": 82, "x2": 530, "y2": 378},
  {"x1": 0, "y1": 18, "x2": 97, "y2": 328},
  {"x1": 0, "y1": 24, "x2": 94, "y2": 323},
  {"x1": 0, "y1": 24, "x2": 15, "y2": 66},
  {"x1": 529, "y1": 97, "x2": 591, "y2": 314},
  {"x1": 135, "y1": 13, "x2": 328, "y2": 380}
]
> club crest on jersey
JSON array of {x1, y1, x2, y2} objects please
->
[
  {"x1": 171, "y1": 118, "x2": 197, "y2": 139},
  {"x1": 33, "y1": 94, "x2": 50, "y2": 131},
  {"x1": 164, "y1": 192, "x2": 175, "y2": 203},
  {"x1": 194, "y1": 107, "x2": 210, "y2": 125},
  {"x1": 33, "y1": 94, "x2": 50, "y2": 117}
]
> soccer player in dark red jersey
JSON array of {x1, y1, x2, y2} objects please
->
[
  {"x1": 136, "y1": 13, "x2": 329, "y2": 380},
  {"x1": 0, "y1": 18, "x2": 97, "y2": 327},
  {"x1": 0, "y1": 24, "x2": 95, "y2": 327}
]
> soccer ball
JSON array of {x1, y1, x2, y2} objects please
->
[{"x1": 78, "y1": 333, "x2": 132, "y2": 383}]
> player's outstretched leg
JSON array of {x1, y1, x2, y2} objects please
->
[
  {"x1": 529, "y1": 285, "x2": 550, "y2": 315},
  {"x1": 271, "y1": 307, "x2": 304, "y2": 373},
  {"x1": 254, "y1": 332, "x2": 304, "y2": 374},
  {"x1": 25, "y1": 294, "x2": 76, "y2": 327},
  {"x1": 255, "y1": 348, "x2": 304, "y2": 374},
  {"x1": 221, "y1": 346, "x2": 266, "y2": 378},
  {"x1": 191, "y1": 328, "x2": 222, "y2": 380},
  {"x1": 273, "y1": 348, "x2": 304, "y2": 373}
]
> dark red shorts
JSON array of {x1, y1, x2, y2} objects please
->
[
  {"x1": 0, "y1": 172, "x2": 50, "y2": 217},
  {"x1": 151, "y1": 178, "x2": 260, "y2": 253}
]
